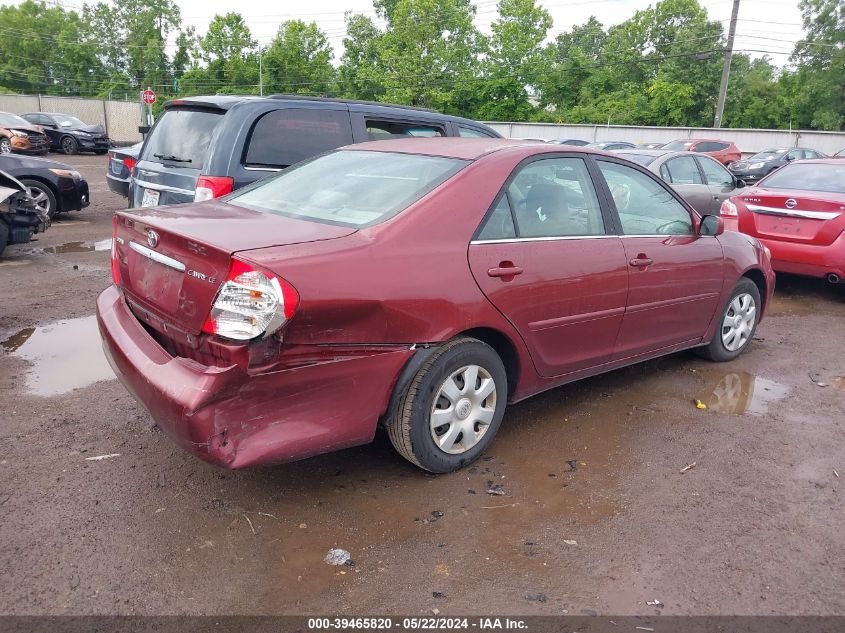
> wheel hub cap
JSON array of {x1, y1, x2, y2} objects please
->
[
  {"x1": 721, "y1": 292, "x2": 757, "y2": 352},
  {"x1": 429, "y1": 364, "x2": 497, "y2": 455}
]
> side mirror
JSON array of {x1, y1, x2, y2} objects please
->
[
  {"x1": 699, "y1": 214, "x2": 724, "y2": 236},
  {"x1": 734, "y1": 176, "x2": 747, "y2": 188},
  {"x1": 784, "y1": 154, "x2": 795, "y2": 162}
]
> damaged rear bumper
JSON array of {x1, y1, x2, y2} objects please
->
[{"x1": 96, "y1": 285, "x2": 414, "y2": 468}]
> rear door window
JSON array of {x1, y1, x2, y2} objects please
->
[
  {"x1": 697, "y1": 156, "x2": 734, "y2": 186},
  {"x1": 458, "y1": 125, "x2": 496, "y2": 138},
  {"x1": 244, "y1": 108, "x2": 353, "y2": 169},
  {"x1": 662, "y1": 156, "x2": 703, "y2": 184},
  {"x1": 696, "y1": 141, "x2": 728, "y2": 152},
  {"x1": 365, "y1": 119, "x2": 446, "y2": 140},
  {"x1": 142, "y1": 108, "x2": 223, "y2": 169}
]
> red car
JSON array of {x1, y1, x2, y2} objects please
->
[
  {"x1": 720, "y1": 159, "x2": 845, "y2": 283},
  {"x1": 661, "y1": 138, "x2": 742, "y2": 165},
  {"x1": 97, "y1": 139, "x2": 774, "y2": 472}
]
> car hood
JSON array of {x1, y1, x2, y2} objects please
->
[
  {"x1": 71, "y1": 123, "x2": 106, "y2": 134},
  {"x1": 2, "y1": 124, "x2": 44, "y2": 135},
  {"x1": 0, "y1": 153, "x2": 74, "y2": 172}
]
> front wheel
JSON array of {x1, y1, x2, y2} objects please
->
[
  {"x1": 20, "y1": 180, "x2": 58, "y2": 218},
  {"x1": 0, "y1": 137, "x2": 10, "y2": 153},
  {"x1": 697, "y1": 278, "x2": 761, "y2": 362},
  {"x1": 386, "y1": 337, "x2": 508, "y2": 473},
  {"x1": 61, "y1": 136, "x2": 79, "y2": 155}
]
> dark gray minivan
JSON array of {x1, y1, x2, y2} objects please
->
[{"x1": 129, "y1": 95, "x2": 501, "y2": 209}]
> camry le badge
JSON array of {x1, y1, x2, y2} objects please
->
[
  {"x1": 785, "y1": 198, "x2": 797, "y2": 209},
  {"x1": 147, "y1": 229, "x2": 159, "y2": 248}
]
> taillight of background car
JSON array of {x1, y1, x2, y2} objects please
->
[{"x1": 194, "y1": 175, "x2": 234, "y2": 202}]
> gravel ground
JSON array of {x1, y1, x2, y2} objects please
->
[{"x1": 0, "y1": 153, "x2": 843, "y2": 616}]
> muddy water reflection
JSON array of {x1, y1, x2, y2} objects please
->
[
  {"x1": 35, "y1": 239, "x2": 112, "y2": 255},
  {"x1": 703, "y1": 372, "x2": 789, "y2": 415},
  {"x1": 3, "y1": 316, "x2": 114, "y2": 396}
]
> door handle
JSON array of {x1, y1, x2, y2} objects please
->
[
  {"x1": 629, "y1": 257, "x2": 653, "y2": 268},
  {"x1": 487, "y1": 262, "x2": 524, "y2": 278}
]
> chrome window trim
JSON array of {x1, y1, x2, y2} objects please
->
[
  {"x1": 133, "y1": 179, "x2": 195, "y2": 197},
  {"x1": 470, "y1": 235, "x2": 618, "y2": 245},
  {"x1": 129, "y1": 241, "x2": 186, "y2": 272},
  {"x1": 746, "y1": 204, "x2": 839, "y2": 221},
  {"x1": 244, "y1": 165, "x2": 283, "y2": 172}
]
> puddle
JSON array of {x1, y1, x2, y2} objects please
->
[
  {"x1": 702, "y1": 372, "x2": 790, "y2": 415},
  {"x1": 38, "y1": 239, "x2": 111, "y2": 254},
  {"x1": 2, "y1": 316, "x2": 115, "y2": 396}
]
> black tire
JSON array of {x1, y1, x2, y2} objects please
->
[
  {"x1": 20, "y1": 179, "x2": 58, "y2": 218},
  {"x1": 386, "y1": 337, "x2": 508, "y2": 473},
  {"x1": 0, "y1": 136, "x2": 10, "y2": 154},
  {"x1": 61, "y1": 135, "x2": 79, "y2": 155},
  {"x1": 0, "y1": 221, "x2": 8, "y2": 257},
  {"x1": 696, "y1": 278, "x2": 761, "y2": 362}
]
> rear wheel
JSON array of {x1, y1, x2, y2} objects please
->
[
  {"x1": 20, "y1": 180, "x2": 58, "y2": 218},
  {"x1": 0, "y1": 137, "x2": 10, "y2": 153},
  {"x1": 697, "y1": 278, "x2": 761, "y2": 362},
  {"x1": 386, "y1": 337, "x2": 507, "y2": 473},
  {"x1": 61, "y1": 136, "x2": 78, "y2": 155}
]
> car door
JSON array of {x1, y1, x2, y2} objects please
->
[
  {"x1": 658, "y1": 155, "x2": 712, "y2": 213},
  {"x1": 696, "y1": 155, "x2": 741, "y2": 214},
  {"x1": 594, "y1": 158, "x2": 725, "y2": 360},
  {"x1": 467, "y1": 155, "x2": 628, "y2": 378},
  {"x1": 38, "y1": 115, "x2": 60, "y2": 146}
]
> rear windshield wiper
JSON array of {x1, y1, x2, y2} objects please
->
[{"x1": 153, "y1": 153, "x2": 192, "y2": 163}]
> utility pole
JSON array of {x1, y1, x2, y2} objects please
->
[
  {"x1": 714, "y1": 0, "x2": 740, "y2": 128},
  {"x1": 258, "y1": 46, "x2": 264, "y2": 96}
]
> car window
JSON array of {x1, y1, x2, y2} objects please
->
[
  {"x1": 506, "y1": 157, "x2": 605, "y2": 238},
  {"x1": 697, "y1": 156, "x2": 733, "y2": 186},
  {"x1": 619, "y1": 153, "x2": 658, "y2": 166},
  {"x1": 696, "y1": 141, "x2": 728, "y2": 152},
  {"x1": 597, "y1": 160, "x2": 693, "y2": 236},
  {"x1": 761, "y1": 163, "x2": 845, "y2": 194},
  {"x1": 804, "y1": 150, "x2": 820, "y2": 159},
  {"x1": 245, "y1": 108, "x2": 353, "y2": 168},
  {"x1": 458, "y1": 125, "x2": 495, "y2": 138},
  {"x1": 786, "y1": 149, "x2": 804, "y2": 161},
  {"x1": 229, "y1": 150, "x2": 468, "y2": 227},
  {"x1": 0, "y1": 113, "x2": 32, "y2": 128},
  {"x1": 142, "y1": 108, "x2": 223, "y2": 168},
  {"x1": 662, "y1": 140, "x2": 694, "y2": 151},
  {"x1": 476, "y1": 194, "x2": 516, "y2": 240},
  {"x1": 662, "y1": 156, "x2": 703, "y2": 185},
  {"x1": 365, "y1": 120, "x2": 446, "y2": 140}
]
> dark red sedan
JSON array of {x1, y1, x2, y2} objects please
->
[
  {"x1": 97, "y1": 139, "x2": 774, "y2": 473},
  {"x1": 720, "y1": 159, "x2": 845, "y2": 283}
]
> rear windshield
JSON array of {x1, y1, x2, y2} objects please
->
[
  {"x1": 750, "y1": 149, "x2": 787, "y2": 160},
  {"x1": 662, "y1": 140, "x2": 694, "y2": 150},
  {"x1": 762, "y1": 163, "x2": 845, "y2": 194},
  {"x1": 228, "y1": 150, "x2": 469, "y2": 227},
  {"x1": 618, "y1": 152, "x2": 657, "y2": 166},
  {"x1": 142, "y1": 108, "x2": 223, "y2": 168}
]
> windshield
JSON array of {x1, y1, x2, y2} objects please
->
[
  {"x1": 662, "y1": 140, "x2": 694, "y2": 150},
  {"x1": 53, "y1": 114, "x2": 87, "y2": 128},
  {"x1": 0, "y1": 113, "x2": 31, "y2": 128},
  {"x1": 618, "y1": 153, "x2": 657, "y2": 166},
  {"x1": 750, "y1": 149, "x2": 787, "y2": 161},
  {"x1": 141, "y1": 108, "x2": 223, "y2": 168},
  {"x1": 229, "y1": 150, "x2": 469, "y2": 227},
  {"x1": 762, "y1": 163, "x2": 845, "y2": 194}
]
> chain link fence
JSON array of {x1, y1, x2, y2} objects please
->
[{"x1": 0, "y1": 94, "x2": 143, "y2": 144}]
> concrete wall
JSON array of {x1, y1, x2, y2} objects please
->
[
  {"x1": 0, "y1": 94, "x2": 143, "y2": 144},
  {"x1": 485, "y1": 122, "x2": 845, "y2": 156}
]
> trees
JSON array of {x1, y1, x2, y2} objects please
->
[{"x1": 263, "y1": 21, "x2": 334, "y2": 96}]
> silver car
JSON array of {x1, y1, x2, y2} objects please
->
[{"x1": 614, "y1": 149, "x2": 745, "y2": 215}]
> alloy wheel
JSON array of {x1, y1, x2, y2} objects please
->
[
  {"x1": 0, "y1": 138, "x2": 10, "y2": 153},
  {"x1": 430, "y1": 364, "x2": 497, "y2": 454},
  {"x1": 721, "y1": 292, "x2": 756, "y2": 352},
  {"x1": 28, "y1": 185, "x2": 52, "y2": 216}
]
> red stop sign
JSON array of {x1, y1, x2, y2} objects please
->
[{"x1": 142, "y1": 89, "x2": 156, "y2": 105}]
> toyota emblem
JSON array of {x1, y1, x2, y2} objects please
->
[
  {"x1": 147, "y1": 229, "x2": 159, "y2": 248},
  {"x1": 785, "y1": 198, "x2": 797, "y2": 209}
]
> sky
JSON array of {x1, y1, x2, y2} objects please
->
[{"x1": 43, "y1": 0, "x2": 806, "y2": 66}]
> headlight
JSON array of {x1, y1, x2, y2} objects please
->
[
  {"x1": 748, "y1": 162, "x2": 765, "y2": 170},
  {"x1": 75, "y1": 131, "x2": 91, "y2": 137},
  {"x1": 49, "y1": 168, "x2": 82, "y2": 180},
  {"x1": 10, "y1": 129, "x2": 27, "y2": 138}
]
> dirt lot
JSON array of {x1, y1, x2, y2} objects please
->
[{"x1": 0, "y1": 154, "x2": 843, "y2": 616}]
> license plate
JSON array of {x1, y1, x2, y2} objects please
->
[{"x1": 141, "y1": 188, "x2": 160, "y2": 207}]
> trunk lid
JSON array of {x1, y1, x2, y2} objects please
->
[
  {"x1": 114, "y1": 200, "x2": 356, "y2": 334},
  {"x1": 738, "y1": 188, "x2": 845, "y2": 245}
]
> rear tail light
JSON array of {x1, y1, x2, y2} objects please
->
[
  {"x1": 123, "y1": 156, "x2": 137, "y2": 173},
  {"x1": 720, "y1": 199, "x2": 738, "y2": 217},
  {"x1": 202, "y1": 259, "x2": 299, "y2": 341},
  {"x1": 111, "y1": 215, "x2": 121, "y2": 286},
  {"x1": 194, "y1": 175, "x2": 234, "y2": 202}
]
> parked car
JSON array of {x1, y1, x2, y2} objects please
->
[
  {"x1": 107, "y1": 143, "x2": 141, "y2": 197},
  {"x1": 549, "y1": 139, "x2": 590, "y2": 146},
  {"x1": 98, "y1": 138, "x2": 774, "y2": 472},
  {"x1": 0, "y1": 153, "x2": 90, "y2": 218},
  {"x1": 721, "y1": 159, "x2": 845, "y2": 283},
  {"x1": 584, "y1": 141, "x2": 636, "y2": 151},
  {"x1": 728, "y1": 147, "x2": 825, "y2": 185},
  {"x1": 127, "y1": 95, "x2": 501, "y2": 209},
  {"x1": 0, "y1": 112, "x2": 50, "y2": 155},
  {"x1": 616, "y1": 149, "x2": 745, "y2": 215},
  {"x1": 661, "y1": 139, "x2": 741, "y2": 165},
  {"x1": 636, "y1": 142, "x2": 665, "y2": 149},
  {"x1": 21, "y1": 112, "x2": 111, "y2": 155},
  {"x1": 0, "y1": 169, "x2": 49, "y2": 257}
]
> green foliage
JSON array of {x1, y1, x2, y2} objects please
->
[{"x1": 263, "y1": 21, "x2": 334, "y2": 95}]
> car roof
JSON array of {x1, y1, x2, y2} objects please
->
[
  {"x1": 679, "y1": 138, "x2": 733, "y2": 143},
  {"x1": 345, "y1": 137, "x2": 559, "y2": 160}
]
